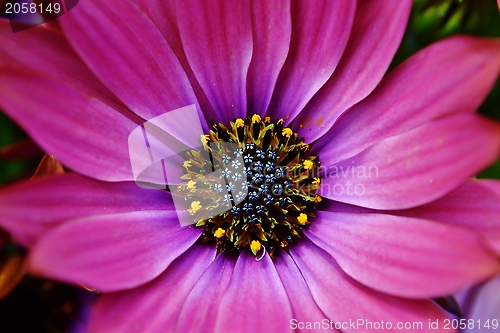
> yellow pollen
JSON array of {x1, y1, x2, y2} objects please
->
[
  {"x1": 235, "y1": 118, "x2": 245, "y2": 128},
  {"x1": 297, "y1": 142, "x2": 309, "y2": 150},
  {"x1": 188, "y1": 201, "x2": 202, "y2": 216},
  {"x1": 314, "y1": 195, "x2": 322, "y2": 203},
  {"x1": 183, "y1": 161, "x2": 192, "y2": 169},
  {"x1": 312, "y1": 177, "x2": 321, "y2": 186},
  {"x1": 187, "y1": 180, "x2": 196, "y2": 189},
  {"x1": 250, "y1": 240, "x2": 262, "y2": 255},
  {"x1": 201, "y1": 134, "x2": 210, "y2": 144},
  {"x1": 282, "y1": 128, "x2": 293, "y2": 137},
  {"x1": 251, "y1": 114, "x2": 261, "y2": 123},
  {"x1": 303, "y1": 160, "x2": 314, "y2": 170},
  {"x1": 215, "y1": 228, "x2": 226, "y2": 239},
  {"x1": 297, "y1": 213, "x2": 308, "y2": 225},
  {"x1": 264, "y1": 116, "x2": 271, "y2": 123}
]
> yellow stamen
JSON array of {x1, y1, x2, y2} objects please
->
[
  {"x1": 303, "y1": 160, "x2": 314, "y2": 170},
  {"x1": 314, "y1": 195, "x2": 322, "y2": 203},
  {"x1": 215, "y1": 228, "x2": 226, "y2": 239},
  {"x1": 297, "y1": 213, "x2": 308, "y2": 225},
  {"x1": 264, "y1": 116, "x2": 271, "y2": 123},
  {"x1": 187, "y1": 180, "x2": 196, "y2": 189},
  {"x1": 201, "y1": 134, "x2": 210, "y2": 144},
  {"x1": 251, "y1": 114, "x2": 261, "y2": 123},
  {"x1": 282, "y1": 128, "x2": 293, "y2": 137},
  {"x1": 297, "y1": 142, "x2": 309, "y2": 150},
  {"x1": 312, "y1": 177, "x2": 321, "y2": 186},
  {"x1": 188, "y1": 201, "x2": 202, "y2": 216},
  {"x1": 250, "y1": 240, "x2": 262, "y2": 255},
  {"x1": 235, "y1": 118, "x2": 245, "y2": 128},
  {"x1": 183, "y1": 161, "x2": 192, "y2": 169}
]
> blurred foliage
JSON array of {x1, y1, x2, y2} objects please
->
[
  {"x1": 0, "y1": 276, "x2": 88, "y2": 333},
  {"x1": 0, "y1": 112, "x2": 38, "y2": 185},
  {"x1": 392, "y1": 0, "x2": 500, "y2": 67},
  {"x1": 0, "y1": 113, "x2": 38, "y2": 185}
]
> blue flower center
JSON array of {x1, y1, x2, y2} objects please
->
[{"x1": 177, "y1": 115, "x2": 321, "y2": 259}]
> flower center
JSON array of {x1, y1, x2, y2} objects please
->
[{"x1": 177, "y1": 114, "x2": 321, "y2": 258}]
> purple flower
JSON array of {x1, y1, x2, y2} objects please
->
[
  {"x1": 456, "y1": 274, "x2": 500, "y2": 333},
  {"x1": 1, "y1": 0, "x2": 500, "y2": 332}
]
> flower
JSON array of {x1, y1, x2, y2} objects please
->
[
  {"x1": 1, "y1": 0, "x2": 500, "y2": 332},
  {"x1": 456, "y1": 274, "x2": 500, "y2": 333}
]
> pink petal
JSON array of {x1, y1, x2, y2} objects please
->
[
  {"x1": 315, "y1": 36, "x2": 500, "y2": 161},
  {"x1": 0, "y1": 70, "x2": 139, "y2": 181},
  {"x1": 274, "y1": 251, "x2": 327, "y2": 332},
  {"x1": 176, "y1": 254, "x2": 237, "y2": 333},
  {"x1": 133, "y1": 0, "x2": 220, "y2": 125},
  {"x1": 214, "y1": 252, "x2": 293, "y2": 333},
  {"x1": 246, "y1": 0, "x2": 291, "y2": 116},
  {"x1": 0, "y1": 173, "x2": 171, "y2": 248},
  {"x1": 59, "y1": 0, "x2": 203, "y2": 123},
  {"x1": 266, "y1": 0, "x2": 356, "y2": 122},
  {"x1": 176, "y1": 0, "x2": 253, "y2": 123},
  {"x1": 88, "y1": 243, "x2": 216, "y2": 333},
  {"x1": 0, "y1": 21, "x2": 125, "y2": 115},
  {"x1": 294, "y1": 0, "x2": 411, "y2": 142},
  {"x1": 320, "y1": 114, "x2": 500, "y2": 209},
  {"x1": 29, "y1": 211, "x2": 202, "y2": 292},
  {"x1": 291, "y1": 240, "x2": 452, "y2": 333},
  {"x1": 401, "y1": 179, "x2": 500, "y2": 254},
  {"x1": 306, "y1": 211, "x2": 499, "y2": 298}
]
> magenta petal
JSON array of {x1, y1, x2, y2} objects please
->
[
  {"x1": 176, "y1": 0, "x2": 253, "y2": 123},
  {"x1": 59, "y1": 0, "x2": 201, "y2": 121},
  {"x1": 294, "y1": 0, "x2": 411, "y2": 141},
  {"x1": 133, "y1": 0, "x2": 220, "y2": 125},
  {"x1": 274, "y1": 252, "x2": 326, "y2": 330},
  {"x1": 315, "y1": 36, "x2": 500, "y2": 160},
  {"x1": 402, "y1": 179, "x2": 500, "y2": 254},
  {"x1": 0, "y1": 70, "x2": 139, "y2": 181},
  {"x1": 88, "y1": 243, "x2": 216, "y2": 333},
  {"x1": 214, "y1": 252, "x2": 293, "y2": 333},
  {"x1": 29, "y1": 211, "x2": 201, "y2": 292},
  {"x1": 267, "y1": 0, "x2": 356, "y2": 122},
  {"x1": 176, "y1": 254, "x2": 237, "y2": 333},
  {"x1": 0, "y1": 173, "x2": 171, "y2": 248},
  {"x1": 320, "y1": 114, "x2": 500, "y2": 209},
  {"x1": 306, "y1": 211, "x2": 499, "y2": 298},
  {"x1": 0, "y1": 22, "x2": 126, "y2": 115},
  {"x1": 291, "y1": 240, "x2": 451, "y2": 333},
  {"x1": 246, "y1": 0, "x2": 291, "y2": 116}
]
